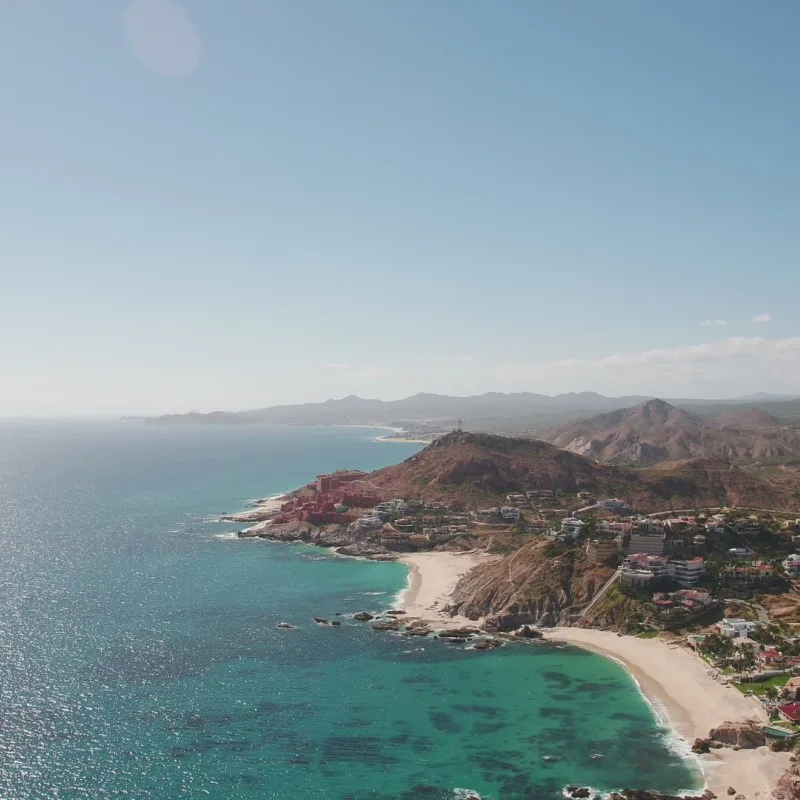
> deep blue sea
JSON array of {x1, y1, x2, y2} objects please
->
[{"x1": 0, "y1": 421, "x2": 701, "y2": 799}]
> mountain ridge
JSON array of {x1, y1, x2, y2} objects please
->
[
  {"x1": 544, "y1": 399, "x2": 800, "y2": 465},
  {"x1": 144, "y1": 391, "x2": 800, "y2": 432}
]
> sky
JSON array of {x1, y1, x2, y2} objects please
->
[{"x1": 2, "y1": 0, "x2": 800, "y2": 415}]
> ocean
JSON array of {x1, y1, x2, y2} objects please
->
[{"x1": 0, "y1": 420, "x2": 702, "y2": 799}]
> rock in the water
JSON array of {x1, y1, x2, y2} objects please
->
[
  {"x1": 353, "y1": 612, "x2": 374, "y2": 622},
  {"x1": 517, "y1": 625, "x2": 543, "y2": 639},
  {"x1": 371, "y1": 619, "x2": 403, "y2": 632},
  {"x1": 567, "y1": 788, "x2": 591, "y2": 798},
  {"x1": 437, "y1": 626, "x2": 482, "y2": 640},
  {"x1": 276, "y1": 622, "x2": 296, "y2": 630}
]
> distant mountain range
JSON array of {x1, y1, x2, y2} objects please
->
[
  {"x1": 145, "y1": 391, "x2": 800, "y2": 433},
  {"x1": 544, "y1": 398, "x2": 800, "y2": 465}
]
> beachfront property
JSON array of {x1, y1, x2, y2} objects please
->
[
  {"x1": 664, "y1": 517, "x2": 701, "y2": 534},
  {"x1": 598, "y1": 498, "x2": 630, "y2": 512},
  {"x1": 354, "y1": 514, "x2": 384, "y2": 531},
  {"x1": 561, "y1": 517, "x2": 587, "y2": 538},
  {"x1": 758, "y1": 649, "x2": 787, "y2": 670},
  {"x1": 782, "y1": 554, "x2": 800, "y2": 574},
  {"x1": 720, "y1": 561, "x2": 775, "y2": 584},
  {"x1": 777, "y1": 702, "x2": 800, "y2": 725},
  {"x1": 652, "y1": 589, "x2": 715, "y2": 618},
  {"x1": 619, "y1": 553, "x2": 705, "y2": 587},
  {"x1": 628, "y1": 531, "x2": 666, "y2": 555},
  {"x1": 598, "y1": 520, "x2": 633, "y2": 536},
  {"x1": 670, "y1": 557, "x2": 705, "y2": 587},
  {"x1": 375, "y1": 498, "x2": 409, "y2": 516},
  {"x1": 717, "y1": 618, "x2": 759, "y2": 639}
]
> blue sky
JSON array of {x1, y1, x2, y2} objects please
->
[{"x1": 2, "y1": 1, "x2": 799, "y2": 415}]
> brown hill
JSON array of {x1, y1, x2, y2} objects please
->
[
  {"x1": 543, "y1": 398, "x2": 800, "y2": 465},
  {"x1": 367, "y1": 430, "x2": 800, "y2": 513},
  {"x1": 448, "y1": 539, "x2": 613, "y2": 629}
]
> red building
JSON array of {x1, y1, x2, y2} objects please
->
[{"x1": 778, "y1": 702, "x2": 800, "y2": 724}]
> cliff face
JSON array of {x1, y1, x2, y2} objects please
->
[{"x1": 447, "y1": 540, "x2": 613, "y2": 629}]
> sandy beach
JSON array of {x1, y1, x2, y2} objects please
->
[
  {"x1": 545, "y1": 628, "x2": 790, "y2": 798},
  {"x1": 397, "y1": 551, "x2": 494, "y2": 628}
]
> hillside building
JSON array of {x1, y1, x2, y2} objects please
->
[{"x1": 628, "y1": 532, "x2": 666, "y2": 556}]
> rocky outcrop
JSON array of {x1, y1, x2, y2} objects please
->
[
  {"x1": 773, "y1": 760, "x2": 800, "y2": 800},
  {"x1": 352, "y1": 612, "x2": 374, "y2": 621},
  {"x1": 448, "y1": 540, "x2": 613, "y2": 628},
  {"x1": 708, "y1": 721, "x2": 766, "y2": 749},
  {"x1": 608, "y1": 792, "x2": 716, "y2": 800},
  {"x1": 237, "y1": 520, "x2": 398, "y2": 560}
]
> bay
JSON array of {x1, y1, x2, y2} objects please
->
[{"x1": 0, "y1": 421, "x2": 701, "y2": 799}]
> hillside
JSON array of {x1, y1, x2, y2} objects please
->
[
  {"x1": 544, "y1": 399, "x2": 800, "y2": 465},
  {"x1": 448, "y1": 539, "x2": 614, "y2": 629},
  {"x1": 365, "y1": 430, "x2": 800, "y2": 512}
]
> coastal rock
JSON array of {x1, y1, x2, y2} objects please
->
[
  {"x1": 708, "y1": 721, "x2": 766, "y2": 749},
  {"x1": 437, "y1": 626, "x2": 482, "y2": 640},
  {"x1": 371, "y1": 619, "x2": 403, "y2": 632},
  {"x1": 566, "y1": 788, "x2": 591, "y2": 799},
  {"x1": 472, "y1": 638, "x2": 503, "y2": 651},
  {"x1": 450, "y1": 539, "x2": 614, "y2": 628},
  {"x1": 352, "y1": 612, "x2": 374, "y2": 622},
  {"x1": 692, "y1": 738, "x2": 712, "y2": 754},
  {"x1": 517, "y1": 625, "x2": 543, "y2": 639},
  {"x1": 773, "y1": 761, "x2": 800, "y2": 800},
  {"x1": 609, "y1": 791, "x2": 716, "y2": 800},
  {"x1": 726, "y1": 789, "x2": 736, "y2": 796}
]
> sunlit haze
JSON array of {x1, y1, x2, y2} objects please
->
[{"x1": 3, "y1": 1, "x2": 800, "y2": 415}]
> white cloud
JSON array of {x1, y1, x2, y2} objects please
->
[
  {"x1": 495, "y1": 336, "x2": 800, "y2": 393},
  {"x1": 752, "y1": 314, "x2": 772, "y2": 324},
  {"x1": 701, "y1": 319, "x2": 727, "y2": 327},
  {"x1": 323, "y1": 363, "x2": 349, "y2": 370}
]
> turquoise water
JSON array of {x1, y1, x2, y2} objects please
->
[{"x1": 0, "y1": 421, "x2": 701, "y2": 799}]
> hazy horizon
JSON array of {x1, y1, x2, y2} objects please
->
[{"x1": 3, "y1": 1, "x2": 800, "y2": 415}]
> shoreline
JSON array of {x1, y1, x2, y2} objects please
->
[
  {"x1": 396, "y1": 551, "x2": 496, "y2": 629},
  {"x1": 544, "y1": 628, "x2": 789, "y2": 799}
]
